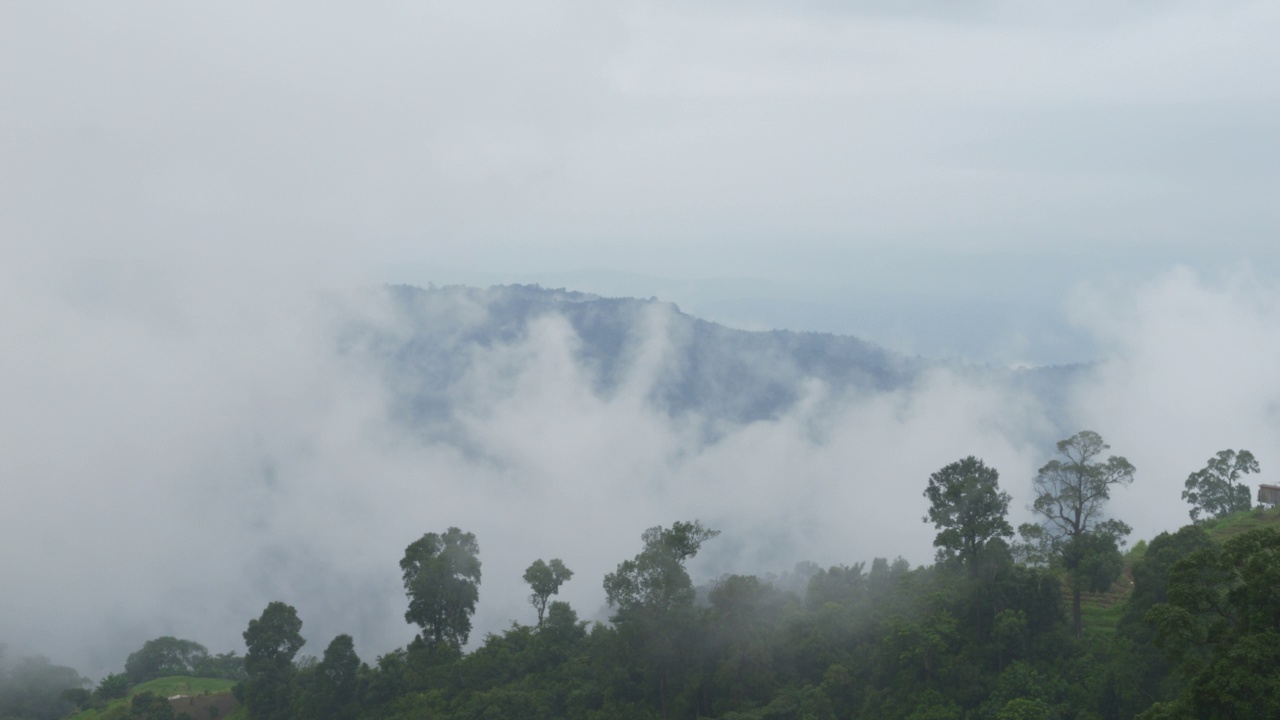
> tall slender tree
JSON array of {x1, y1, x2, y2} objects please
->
[
  {"x1": 1020, "y1": 431, "x2": 1135, "y2": 637},
  {"x1": 523, "y1": 558, "x2": 573, "y2": 626}
]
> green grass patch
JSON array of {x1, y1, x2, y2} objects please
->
[
  {"x1": 132, "y1": 675, "x2": 237, "y2": 697},
  {"x1": 1200, "y1": 506, "x2": 1280, "y2": 542},
  {"x1": 1080, "y1": 599, "x2": 1125, "y2": 640},
  {"x1": 1058, "y1": 560, "x2": 1134, "y2": 641},
  {"x1": 65, "y1": 676, "x2": 237, "y2": 720}
]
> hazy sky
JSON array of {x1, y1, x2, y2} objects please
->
[
  {"x1": 4, "y1": 0, "x2": 1280, "y2": 678},
  {"x1": 6, "y1": 0, "x2": 1280, "y2": 360}
]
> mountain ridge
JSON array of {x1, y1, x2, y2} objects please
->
[{"x1": 336, "y1": 283, "x2": 1086, "y2": 434}]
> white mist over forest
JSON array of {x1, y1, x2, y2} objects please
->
[
  {"x1": 4, "y1": 0, "x2": 1280, "y2": 685},
  {"x1": 2, "y1": 262, "x2": 1279, "y2": 678}
]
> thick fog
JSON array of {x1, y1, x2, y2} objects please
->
[
  {"x1": 4, "y1": 0, "x2": 1280, "y2": 680},
  {"x1": 3, "y1": 264, "x2": 1279, "y2": 678},
  {"x1": 6, "y1": 2, "x2": 1279, "y2": 277}
]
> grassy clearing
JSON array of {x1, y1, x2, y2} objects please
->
[
  {"x1": 1080, "y1": 599, "x2": 1125, "y2": 641},
  {"x1": 66, "y1": 676, "x2": 237, "y2": 720},
  {"x1": 131, "y1": 675, "x2": 237, "y2": 696},
  {"x1": 1199, "y1": 505, "x2": 1280, "y2": 542},
  {"x1": 1072, "y1": 564, "x2": 1135, "y2": 639},
  {"x1": 1077, "y1": 507, "x2": 1280, "y2": 641}
]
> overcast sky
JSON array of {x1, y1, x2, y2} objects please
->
[
  {"x1": 6, "y1": 0, "x2": 1280, "y2": 361},
  {"x1": 4, "y1": 0, "x2": 1280, "y2": 677}
]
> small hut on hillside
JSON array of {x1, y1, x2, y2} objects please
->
[{"x1": 1258, "y1": 484, "x2": 1280, "y2": 507}]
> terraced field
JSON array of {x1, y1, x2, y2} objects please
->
[{"x1": 1075, "y1": 506, "x2": 1280, "y2": 639}]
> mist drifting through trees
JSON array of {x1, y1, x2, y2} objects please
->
[
  {"x1": 5, "y1": 1, "x2": 1280, "y2": 716},
  {"x1": 3, "y1": 274, "x2": 1280, "y2": 682}
]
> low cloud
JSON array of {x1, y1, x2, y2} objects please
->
[
  {"x1": 1068, "y1": 266, "x2": 1280, "y2": 541},
  {"x1": 5, "y1": 264, "x2": 1273, "y2": 678}
]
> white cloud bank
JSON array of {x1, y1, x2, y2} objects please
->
[
  {"x1": 1069, "y1": 266, "x2": 1280, "y2": 542},
  {"x1": 2, "y1": 263, "x2": 1277, "y2": 678},
  {"x1": 4, "y1": 0, "x2": 1279, "y2": 679}
]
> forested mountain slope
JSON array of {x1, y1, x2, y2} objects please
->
[{"x1": 337, "y1": 284, "x2": 1085, "y2": 433}]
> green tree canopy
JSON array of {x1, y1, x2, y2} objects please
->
[
  {"x1": 124, "y1": 636, "x2": 209, "y2": 683},
  {"x1": 603, "y1": 520, "x2": 719, "y2": 620},
  {"x1": 1121, "y1": 525, "x2": 1214, "y2": 638},
  {"x1": 603, "y1": 520, "x2": 719, "y2": 719},
  {"x1": 131, "y1": 690, "x2": 175, "y2": 720},
  {"x1": 295, "y1": 634, "x2": 361, "y2": 720},
  {"x1": 241, "y1": 601, "x2": 304, "y2": 720},
  {"x1": 1181, "y1": 448, "x2": 1259, "y2": 522},
  {"x1": 805, "y1": 563, "x2": 867, "y2": 610},
  {"x1": 400, "y1": 527, "x2": 482, "y2": 649},
  {"x1": 0, "y1": 656, "x2": 86, "y2": 720},
  {"x1": 1019, "y1": 430, "x2": 1135, "y2": 637},
  {"x1": 95, "y1": 672, "x2": 131, "y2": 700},
  {"x1": 523, "y1": 558, "x2": 573, "y2": 626},
  {"x1": 923, "y1": 456, "x2": 1013, "y2": 574},
  {"x1": 1147, "y1": 528, "x2": 1280, "y2": 718}
]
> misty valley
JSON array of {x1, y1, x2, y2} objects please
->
[
  {"x1": 3, "y1": 285, "x2": 1278, "y2": 720},
  {"x1": 10, "y1": 0, "x2": 1280, "y2": 715}
]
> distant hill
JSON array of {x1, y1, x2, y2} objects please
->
[{"x1": 335, "y1": 284, "x2": 1088, "y2": 435}]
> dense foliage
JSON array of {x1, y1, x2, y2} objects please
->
[
  {"x1": 1018, "y1": 431, "x2": 1136, "y2": 638},
  {"x1": 923, "y1": 456, "x2": 1013, "y2": 573},
  {"x1": 400, "y1": 527, "x2": 483, "y2": 651},
  {"x1": 123, "y1": 637, "x2": 243, "y2": 685},
  {"x1": 0, "y1": 656, "x2": 84, "y2": 720},
  {"x1": 5, "y1": 440, "x2": 1276, "y2": 720},
  {"x1": 1181, "y1": 449, "x2": 1259, "y2": 523}
]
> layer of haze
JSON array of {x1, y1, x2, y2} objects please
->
[
  {"x1": 6, "y1": 0, "x2": 1280, "y2": 362},
  {"x1": 3, "y1": 0, "x2": 1280, "y2": 679},
  {"x1": 3, "y1": 267, "x2": 1278, "y2": 679}
]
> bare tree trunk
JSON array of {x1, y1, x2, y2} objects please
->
[{"x1": 1072, "y1": 586, "x2": 1082, "y2": 639}]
